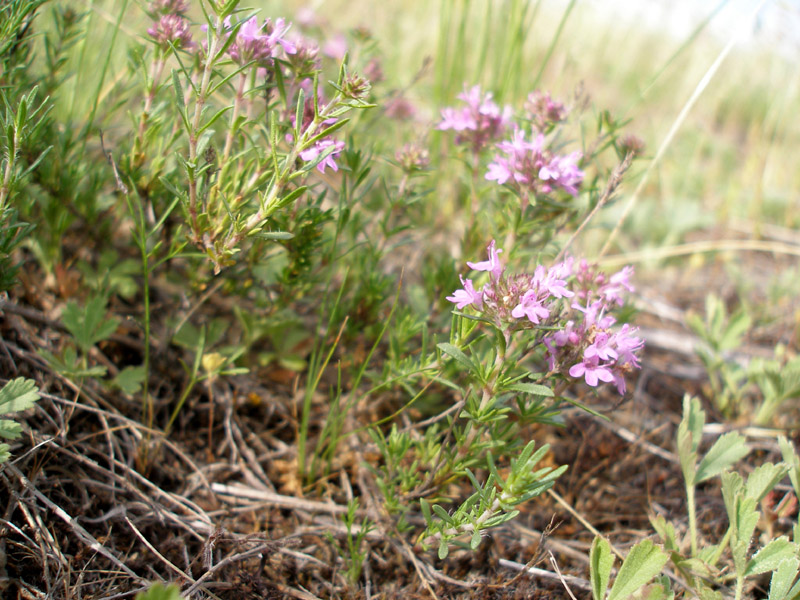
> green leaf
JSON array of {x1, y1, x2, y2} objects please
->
[
  {"x1": 746, "y1": 537, "x2": 797, "y2": 577},
  {"x1": 608, "y1": 540, "x2": 669, "y2": 600},
  {"x1": 134, "y1": 583, "x2": 185, "y2": 600},
  {"x1": 0, "y1": 378, "x2": 40, "y2": 416},
  {"x1": 696, "y1": 432, "x2": 750, "y2": 483},
  {"x1": 779, "y1": 436, "x2": 800, "y2": 496},
  {"x1": 437, "y1": 342, "x2": 475, "y2": 372},
  {"x1": 641, "y1": 575, "x2": 674, "y2": 600},
  {"x1": 432, "y1": 504, "x2": 455, "y2": 525},
  {"x1": 767, "y1": 557, "x2": 799, "y2": 600},
  {"x1": 505, "y1": 382, "x2": 553, "y2": 397},
  {"x1": 420, "y1": 499, "x2": 432, "y2": 525},
  {"x1": 112, "y1": 366, "x2": 147, "y2": 395},
  {"x1": 590, "y1": 536, "x2": 614, "y2": 600},
  {"x1": 251, "y1": 231, "x2": 295, "y2": 240},
  {"x1": 171, "y1": 69, "x2": 185, "y2": 112},
  {"x1": 438, "y1": 537, "x2": 449, "y2": 560},
  {"x1": 61, "y1": 295, "x2": 120, "y2": 354},
  {"x1": 0, "y1": 443, "x2": 9, "y2": 464},
  {"x1": 676, "y1": 395, "x2": 703, "y2": 485},
  {"x1": 470, "y1": 529, "x2": 481, "y2": 550},
  {"x1": 745, "y1": 462, "x2": 789, "y2": 503},
  {"x1": 649, "y1": 515, "x2": 679, "y2": 552},
  {"x1": 0, "y1": 419, "x2": 22, "y2": 439}
]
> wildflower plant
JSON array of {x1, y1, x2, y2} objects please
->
[
  {"x1": 366, "y1": 240, "x2": 643, "y2": 557},
  {"x1": 127, "y1": 0, "x2": 374, "y2": 273}
]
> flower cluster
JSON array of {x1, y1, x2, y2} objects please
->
[
  {"x1": 437, "y1": 85, "x2": 512, "y2": 154},
  {"x1": 222, "y1": 16, "x2": 297, "y2": 66},
  {"x1": 148, "y1": 14, "x2": 194, "y2": 51},
  {"x1": 485, "y1": 128, "x2": 583, "y2": 208},
  {"x1": 146, "y1": 1, "x2": 193, "y2": 52},
  {"x1": 447, "y1": 241, "x2": 643, "y2": 395},
  {"x1": 524, "y1": 91, "x2": 567, "y2": 132}
]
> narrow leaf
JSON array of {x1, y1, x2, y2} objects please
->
[
  {"x1": 506, "y1": 382, "x2": 553, "y2": 397},
  {"x1": 590, "y1": 536, "x2": 614, "y2": 600},
  {"x1": 437, "y1": 342, "x2": 474, "y2": 371}
]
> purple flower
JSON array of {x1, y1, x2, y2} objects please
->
[
  {"x1": 486, "y1": 128, "x2": 584, "y2": 207},
  {"x1": 438, "y1": 85, "x2": 511, "y2": 152},
  {"x1": 147, "y1": 0, "x2": 188, "y2": 16},
  {"x1": 584, "y1": 332, "x2": 618, "y2": 361},
  {"x1": 599, "y1": 266, "x2": 635, "y2": 306},
  {"x1": 572, "y1": 300, "x2": 615, "y2": 329},
  {"x1": 467, "y1": 240, "x2": 504, "y2": 280},
  {"x1": 569, "y1": 356, "x2": 615, "y2": 387},
  {"x1": 539, "y1": 151, "x2": 583, "y2": 196},
  {"x1": 446, "y1": 276, "x2": 483, "y2": 309},
  {"x1": 323, "y1": 33, "x2": 347, "y2": 60},
  {"x1": 148, "y1": 14, "x2": 194, "y2": 51},
  {"x1": 553, "y1": 321, "x2": 580, "y2": 347},
  {"x1": 612, "y1": 372, "x2": 628, "y2": 395},
  {"x1": 300, "y1": 138, "x2": 345, "y2": 173},
  {"x1": 511, "y1": 290, "x2": 550, "y2": 324},
  {"x1": 226, "y1": 16, "x2": 296, "y2": 66},
  {"x1": 612, "y1": 324, "x2": 644, "y2": 368},
  {"x1": 524, "y1": 90, "x2": 567, "y2": 132}
]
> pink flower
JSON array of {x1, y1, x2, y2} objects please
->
[
  {"x1": 525, "y1": 90, "x2": 567, "y2": 132},
  {"x1": 226, "y1": 16, "x2": 297, "y2": 66},
  {"x1": 511, "y1": 290, "x2": 550, "y2": 324},
  {"x1": 323, "y1": 33, "x2": 347, "y2": 60},
  {"x1": 569, "y1": 357, "x2": 615, "y2": 387},
  {"x1": 446, "y1": 277, "x2": 483, "y2": 309},
  {"x1": 584, "y1": 332, "x2": 618, "y2": 361},
  {"x1": 467, "y1": 240, "x2": 504, "y2": 280},
  {"x1": 599, "y1": 265, "x2": 635, "y2": 306},
  {"x1": 486, "y1": 128, "x2": 584, "y2": 206},
  {"x1": 438, "y1": 85, "x2": 511, "y2": 152},
  {"x1": 148, "y1": 14, "x2": 194, "y2": 51},
  {"x1": 300, "y1": 138, "x2": 345, "y2": 173}
]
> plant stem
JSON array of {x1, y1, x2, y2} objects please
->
[
  {"x1": 132, "y1": 55, "x2": 166, "y2": 166},
  {"x1": 187, "y1": 14, "x2": 223, "y2": 243},
  {"x1": 687, "y1": 481, "x2": 698, "y2": 557}
]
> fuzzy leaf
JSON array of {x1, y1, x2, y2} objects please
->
[
  {"x1": 0, "y1": 419, "x2": 22, "y2": 440},
  {"x1": 745, "y1": 462, "x2": 789, "y2": 503},
  {"x1": 649, "y1": 515, "x2": 678, "y2": 552},
  {"x1": 505, "y1": 383, "x2": 553, "y2": 397},
  {"x1": 677, "y1": 395, "x2": 703, "y2": 485},
  {"x1": 590, "y1": 536, "x2": 614, "y2": 600},
  {"x1": 0, "y1": 378, "x2": 40, "y2": 416},
  {"x1": 746, "y1": 537, "x2": 797, "y2": 577},
  {"x1": 767, "y1": 557, "x2": 799, "y2": 600},
  {"x1": 696, "y1": 432, "x2": 750, "y2": 483},
  {"x1": 779, "y1": 436, "x2": 800, "y2": 497},
  {"x1": 608, "y1": 540, "x2": 669, "y2": 600}
]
